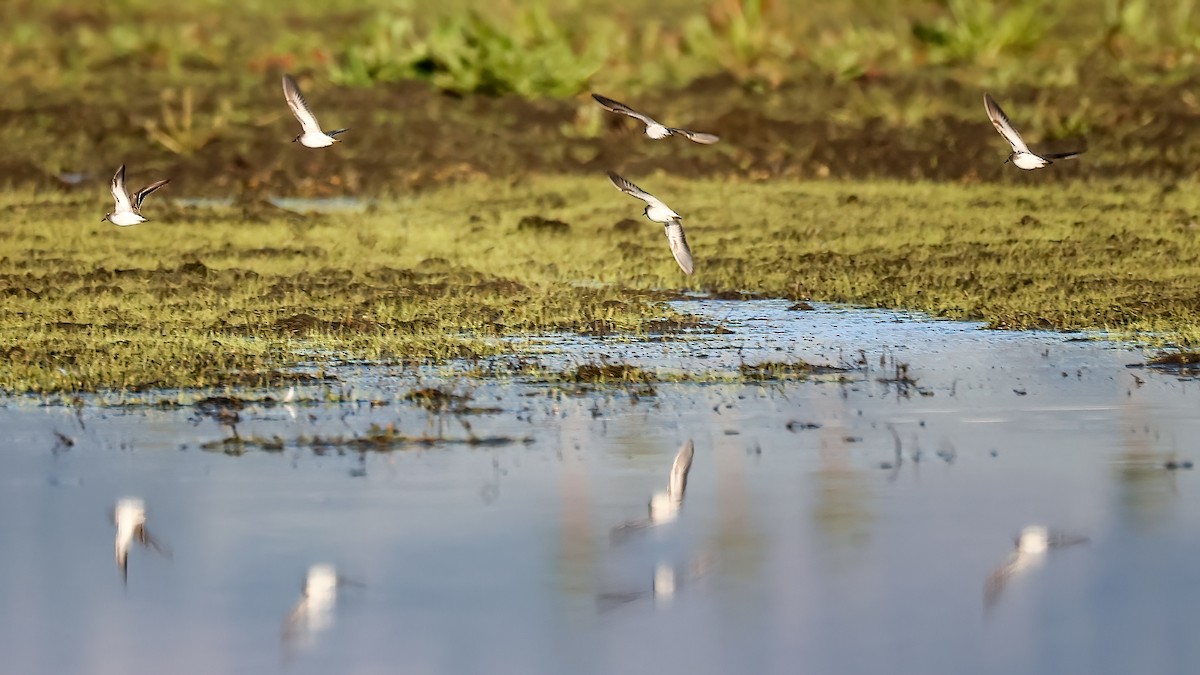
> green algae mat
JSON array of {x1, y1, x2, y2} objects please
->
[{"x1": 2, "y1": 177, "x2": 1198, "y2": 393}]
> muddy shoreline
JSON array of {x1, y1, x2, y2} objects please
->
[{"x1": 3, "y1": 73, "x2": 1199, "y2": 198}]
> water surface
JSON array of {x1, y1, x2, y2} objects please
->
[{"x1": 3, "y1": 301, "x2": 1199, "y2": 674}]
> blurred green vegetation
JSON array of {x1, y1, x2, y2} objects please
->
[
  {"x1": 1, "y1": 0, "x2": 1197, "y2": 98},
  {"x1": 0, "y1": 0, "x2": 1192, "y2": 193}
]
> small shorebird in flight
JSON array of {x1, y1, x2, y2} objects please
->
[
  {"x1": 607, "y1": 171, "x2": 695, "y2": 275},
  {"x1": 592, "y1": 94, "x2": 719, "y2": 144},
  {"x1": 613, "y1": 439, "x2": 696, "y2": 539},
  {"x1": 984, "y1": 93, "x2": 1084, "y2": 170},
  {"x1": 103, "y1": 164, "x2": 169, "y2": 226},
  {"x1": 113, "y1": 497, "x2": 170, "y2": 584},
  {"x1": 984, "y1": 525, "x2": 1088, "y2": 610},
  {"x1": 283, "y1": 74, "x2": 348, "y2": 148}
]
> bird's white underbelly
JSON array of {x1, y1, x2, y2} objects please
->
[
  {"x1": 645, "y1": 124, "x2": 671, "y2": 140},
  {"x1": 299, "y1": 133, "x2": 336, "y2": 148},
  {"x1": 108, "y1": 212, "x2": 146, "y2": 227},
  {"x1": 645, "y1": 204, "x2": 680, "y2": 222},
  {"x1": 1012, "y1": 153, "x2": 1048, "y2": 170}
]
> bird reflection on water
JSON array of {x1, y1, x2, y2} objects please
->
[
  {"x1": 984, "y1": 525, "x2": 1089, "y2": 611},
  {"x1": 281, "y1": 564, "x2": 361, "y2": 662},
  {"x1": 112, "y1": 497, "x2": 170, "y2": 585},
  {"x1": 611, "y1": 439, "x2": 695, "y2": 542}
]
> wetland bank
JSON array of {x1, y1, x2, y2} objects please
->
[
  {"x1": 3, "y1": 178, "x2": 1200, "y2": 394},
  {"x1": 3, "y1": 1, "x2": 1200, "y2": 393},
  {"x1": 6, "y1": 1, "x2": 1200, "y2": 673},
  {"x1": 5, "y1": 300, "x2": 1200, "y2": 674}
]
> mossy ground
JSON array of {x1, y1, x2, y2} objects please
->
[
  {"x1": 4, "y1": 1, "x2": 1200, "y2": 393},
  {"x1": 3, "y1": 176, "x2": 1199, "y2": 394}
]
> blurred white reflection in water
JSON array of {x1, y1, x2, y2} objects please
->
[
  {"x1": 985, "y1": 525, "x2": 1089, "y2": 611},
  {"x1": 112, "y1": 497, "x2": 169, "y2": 586},
  {"x1": 282, "y1": 564, "x2": 359, "y2": 662}
]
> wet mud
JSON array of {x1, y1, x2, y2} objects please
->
[{"x1": 4, "y1": 73, "x2": 1200, "y2": 197}]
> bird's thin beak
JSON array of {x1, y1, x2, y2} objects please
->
[
  {"x1": 100, "y1": 216, "x2": 107, "y2": 223},
  {"x1": 292, "y1": 135, "x2": 300, "y2": 143},
  {"x1": 1003, "y1": 156, "x2": 1010, "y2": 164}
]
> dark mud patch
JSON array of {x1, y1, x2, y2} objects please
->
[
  {"x1": 403, "y1": 387, "x2": 502, "y2": 415},
  {"x1": 612, "y1": 218, "x2": 642, "y2": 234},
  {"x1": 1143, "y1": 351, "x2": 1200, "y2": 378},
  {"x1": 580, "y1": 313, "x2": 714, "y2": 337},
  {"x1": 559, "y1": 363, "x2": 656, "y2": 384},
  {"x1": 739, "y1": 360, "x2": 849, "y2": 381},
  {"x1": 516, "y1": 215, "x2": 571, "y2": 234},
  {"x1": 221, "y1": 370, "x2": 335, "y2": 388},
  {"x1": 272, "y1": 313, "x2": 379, "y2": 335},
  {"x1": 195, "y1": 396, "x2": 247, "y2": 413},
  {"x1": 706, "y1": 290, "x2": 772, "y2": 301},
  {"x1": 8, "y1": 73, "x2": 1200, "y2": 198},
  {"x1": 200, "y1": 423, "x2": 531, "y2": 455}
]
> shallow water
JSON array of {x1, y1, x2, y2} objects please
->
[{"x1": 3, "y1": 301, "x2": 1199, "y2": 675}]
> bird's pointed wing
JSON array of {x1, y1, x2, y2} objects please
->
[
  {"x1": 282, "y1": 74, "x2": 324, "y2": 136},
  {"x1": 335, "y1": 575, "x2": 366, "y2": 589},
  {"x1": 1047, "y1": 531, "x2": 1089, "y2": 548},
  {"x1": 111, "y1": 165, "x2": 132, "y2": 212},
  {"x1": 607, "y1": 171, "x2": 665, "y2": 208},
  {"x1": 136, "y1": 525, "x2": 172, "y2": 559},
  {"x1": 610, "y1": 518, "x2": 652, "y2": 543},
  {"x1": 668, "y1": 439, "x2": 695, "y2": 504},
  {"x1": 592, "y1": 94, "x2": 658, "y2": 127},
  {"x1": 664, "y1": 221, "x2": 695, "y2": 275},
  {"x1": 984, "y1": 93, "x2": 1030, "y2": 154},
  {"x1": 596, "y1": 590, "x2": 650, "y2": 611},
  {"x1": 133, "y1": 179, "x2": 170, "y2": 210},
  {"x1": 280, "y1": 596, "x2": 311, "y2": 657},
  {"x1": 115, "y1": 538, "x2": 129, "y2": 585},
  {"x1": 1039, "y1": 150, "x2": 1085, "y2": 161},
  {"x1": 983, "y1": 553, "x2": 1020, "y2": 610},
  {"x1": 670, "y1": 128, "x2": 720, "y2": 144}
]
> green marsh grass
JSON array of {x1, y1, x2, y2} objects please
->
[
  {"x1": 4, "y1": 177, "x2": 1200, "y2": 393},
  {"x1": 4, "y1": 0, "x2": 1199, "y2": 100}
]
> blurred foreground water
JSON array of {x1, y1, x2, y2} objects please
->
[{"x1": 2, "y1": 301, "x2": 1198, "y2": 675}]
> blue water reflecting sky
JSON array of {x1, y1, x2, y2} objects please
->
[{"x1": 2, "y1": 302, "x2": 1199, "y2": 674}]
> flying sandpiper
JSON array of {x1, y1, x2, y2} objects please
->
[
  {"x1": 592, "y1": 94, "x2": 719, "y2": 144},
  {"x1": 103, "y1": 165, "x2": 169, "y2": 227},
  {"x1": 283, "y1": 73, "x2": 348, "y2": 148},
  {"x1": 607, "y1": 171, "x2": 695, "y2": 275},
  {"x1": 984, "y1": 93, "x2": 1085, "y2": 170}
]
